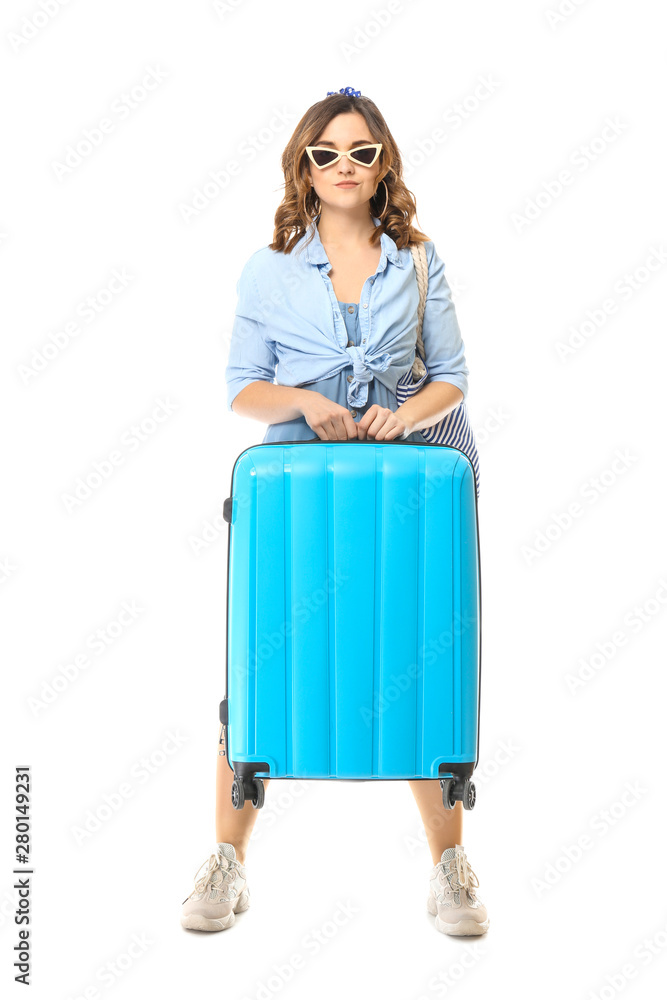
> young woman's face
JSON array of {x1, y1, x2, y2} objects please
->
[{"x1": 307, "y1": 111, "x2": 381, "y2": 216}]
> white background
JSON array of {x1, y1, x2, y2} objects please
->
[{"x1": 2, "y1": 0, "x2": 666, "y2": 997}]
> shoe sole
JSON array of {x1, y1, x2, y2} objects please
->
[
  {"x1": 181, "y1": 888, "x2": 250, "y2": 932},
  {"x1": 427, "y1": 892, "x2": 489, "y2": 936}
]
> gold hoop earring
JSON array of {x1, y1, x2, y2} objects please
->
[
  {"x1": 308, "y1": 180, "x2": 322, "y2": 218},
  {"x1": 375, "y1": 178, "x2": 389, "y2": 218}
]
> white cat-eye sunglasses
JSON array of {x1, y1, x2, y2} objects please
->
[{"x1": 305, "y1": 143, "x2": 382, "y2": 169}]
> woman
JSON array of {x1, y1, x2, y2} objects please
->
[{"x1": 181, "y1": 87, "x2": 489, "y2": 937}]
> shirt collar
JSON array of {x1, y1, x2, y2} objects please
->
[{"x1": 300, "y1": 215, "x2": 405, "y2": 269}]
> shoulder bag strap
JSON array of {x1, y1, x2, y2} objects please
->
[{"x1": 409, "y1": 242, "x2": 429, "y2": 377}]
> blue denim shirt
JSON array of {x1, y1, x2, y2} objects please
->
[
  {"x1": 257, "y1": 298, "x2": 429, "y2": 444},
  {"x1": 225, "y1": 216, "x2": 469, "y2": 417}
]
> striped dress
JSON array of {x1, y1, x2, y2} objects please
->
[{"x1": 395, "y1": 356, "x2": 480, "y2": 498}]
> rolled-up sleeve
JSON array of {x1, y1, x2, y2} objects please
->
[
  {"x1": 420, "y1": 241, "x2": 469, "y2": 401},
  {"x1": 225, "y1": 254, "x2": 278, "y2": 412}
]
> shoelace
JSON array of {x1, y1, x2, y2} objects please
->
[
  {"x1": 438, "y1": 850, "x2": 480, "y2": 900},
  {"x1": 182, "y1": 851, "x2": 242, "y2": 905}
]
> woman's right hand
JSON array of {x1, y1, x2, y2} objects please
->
[{"x1": 298, "y1": 391, "x2": 359, "y2": 440}]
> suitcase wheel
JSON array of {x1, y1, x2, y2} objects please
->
[
  {"x1": 441, "y1": 777, "x2": 456, "y2": 810},
  {"x1": 251, "y1": 778, "x2": 264, "y2": 810},
  {"x1": 440, "y1": 776, "x2": 476, "y2": 811},
  {"x1": 231, "y1": 777, "x2": 245, "y2": 810},
  {"x1": 231, "y1": 775, "x2": 265, "y2": 810}
]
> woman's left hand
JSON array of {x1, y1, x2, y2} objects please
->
[{"x1": 356, "y1": 405, "x2": 413, "y2": 441}]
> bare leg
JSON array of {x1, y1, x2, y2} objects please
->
[
  {"x1": 215, "y1": 724, "x2": 269, "y2": 865},
  {"x1": 408, "y1": 779, "x2": 463, "y2": 865}
]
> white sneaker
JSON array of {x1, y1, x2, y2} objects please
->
[
  {"x1": 181, "y1": 843, "x2": 250, "y2": 932},
  {"x1": 427, "y1": 844, "x2": 489, "y2": 936}
]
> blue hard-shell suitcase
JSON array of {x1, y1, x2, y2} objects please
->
[{"x1": 219, "y1": 438, "x2": 481, "y2": 813}]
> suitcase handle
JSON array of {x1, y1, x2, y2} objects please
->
[{"x1": 302, "y1": 436, "x2": 417, "y2": 445}]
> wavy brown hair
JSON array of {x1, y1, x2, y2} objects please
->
[{"x1": 269, "y1": 92, "x2": 430, "y2": 255}]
